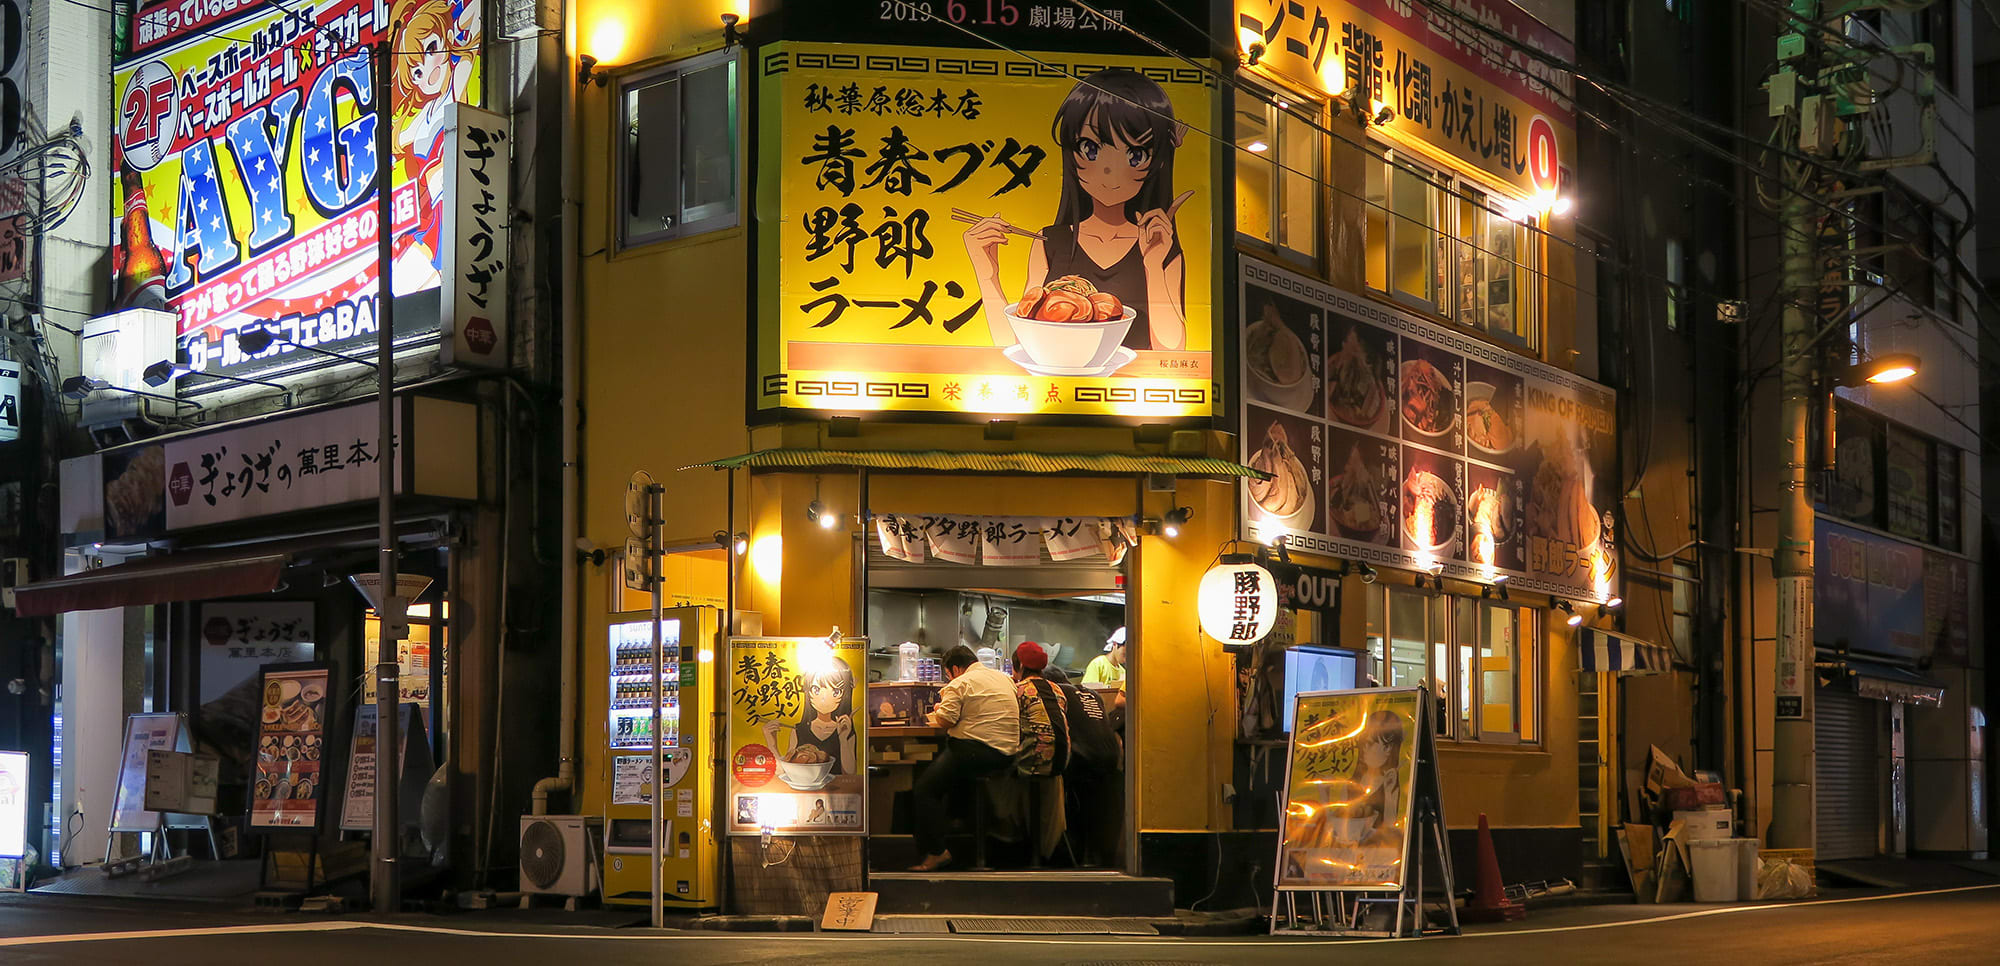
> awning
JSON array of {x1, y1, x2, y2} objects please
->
[
  {"x1": 12, "y1": 552, "x2": 290, "y2": 617},
  {"x1": 683, "y1": 448, "x2": 1270, "y2": 479},
  {"x1": 1577, "y1": 628, "x2": 1674, "y2": 674},
  {"x1": 1832, "y1": 657, "x2": 1944, "y2": 707}
]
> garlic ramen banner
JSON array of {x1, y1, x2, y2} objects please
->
[
  {"x1": 1239, "y1": 259, "x2": 1617, "y2": 600},
  {"x1": 756, "y1": 42, "x2": 1215, "y2": 418}
]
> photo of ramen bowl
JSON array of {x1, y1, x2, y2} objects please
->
[
  {"x1": 1006, "y1": 303, "x2": 1136, "y2": 370},
  {"x1": 1402, "y1": 469, "x2": 1460, "y2": 553},
  {"x1": 776, "y1": 755, "x2": 836, "y2": 791},
  {"x1": 1400, "y1": 359, "x2": 1458, "y2": 438},
  {"x1": 1245, "y1": 316, "x2": 1316, "y2": 411},
  {"x1": 1463, "y1": 383, "x2": 1518, "y2": 457}
]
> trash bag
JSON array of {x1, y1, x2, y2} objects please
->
[{"x1": 1756, "y1": 857, "x2": 1814, "y2": 899}]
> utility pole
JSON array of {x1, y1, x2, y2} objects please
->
[
  {"x1": 1767, "y1": 1, "x2": 1823, "y2": 853},
  {"x1": 371, "y1": 36, "x2": 405, "y2": 915}
]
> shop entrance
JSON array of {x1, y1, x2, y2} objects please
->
[{"x1": 862, "y1": 540, "x2": 1132, "y2": 875}]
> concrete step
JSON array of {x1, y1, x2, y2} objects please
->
[{"x1": 870, "y1": 870, "x2": 1175, "y2": 917}]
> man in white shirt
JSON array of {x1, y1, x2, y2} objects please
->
[{"x1": 911, "y1": 644, "x2": 1020, "y2": 870}]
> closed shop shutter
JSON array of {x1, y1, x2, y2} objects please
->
[{"x1": 1815, "y1": 685, "x2": 1881, "y2": 860}]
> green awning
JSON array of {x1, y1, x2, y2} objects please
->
[{"x1": 683, "y1": 448, "x2": 1268, "y2": 479}]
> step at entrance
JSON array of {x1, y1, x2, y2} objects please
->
[{"x1": 870, "y1": 870, "x2": 1175, "y2": 917}]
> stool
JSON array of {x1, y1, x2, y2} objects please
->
[
  {"x1": 969, "y1": 774, "x2": 1000, "y2": 871},
  {"x1": 1023, "y1": 775, "x2": 1048, "y2": 869}
]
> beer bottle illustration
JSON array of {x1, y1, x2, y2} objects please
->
[{"x1": 115, "y1": 163, "x2": 171, "y2": 311}]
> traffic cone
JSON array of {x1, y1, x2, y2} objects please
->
[{"x1": 1460, "y1": 812, "x2": 1526, "y2": 922}]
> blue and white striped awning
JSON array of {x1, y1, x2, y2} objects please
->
[{"x1": 1578, "y1": 629, "x2": 1673, "y2": 674}]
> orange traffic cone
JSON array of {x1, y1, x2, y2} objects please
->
[{"x1": 1460, "y1": 812, "x2": 1526, "y2": 922}]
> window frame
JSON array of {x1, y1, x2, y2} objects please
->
[
  {"x1": 1233, "y1": 82, "x2": 1324, "y2": 268},
  {"x1": 1363, "y1": 584, "x2": 1540, "y2": 745},
  {"x1": 1362, "y1": 146, "x2": 1543, "y2": 353},
  {"x1": 613, "y1": 48, "x2": 743, "y2": 252}
]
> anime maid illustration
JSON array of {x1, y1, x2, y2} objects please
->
[
  {"x1": 962, "y1": 69, "x2": 1192, "y2": 362},
  {"x1": 390, "y1": 0, "x2": 481, "y2": 293}
]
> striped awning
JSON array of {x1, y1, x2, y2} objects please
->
[
  {"x1": 1577, "y1": 629, "x2": 1674, "y2": 674},
  {"x1": 682, "y1": 448, "x2": 1269, "y2": 479}
]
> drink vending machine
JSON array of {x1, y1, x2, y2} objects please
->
[{"x1": 588, "y1": 605, "x2": 719, "y2": 907}]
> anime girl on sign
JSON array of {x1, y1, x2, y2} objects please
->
[
  {"x1": 962, "y1": 69, "x2": 1192, "y2": 375},
  {"x1": 390, "y1": 0, "x2": 481, "y2": 293}
]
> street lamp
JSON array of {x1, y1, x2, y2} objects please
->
[
  {"x1": 143, "y1": 360, "x2": 295, "y2": 407},
  {"x1": 236, "y1": 326, "x2": 379, "y2": 369},
  {"x1": 1839, "y1": 352, "x2": 1919, "y2": 387}
]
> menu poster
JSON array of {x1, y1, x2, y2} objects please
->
[
  {"x1": 1241, "y1": 260, "x2": 1619, "y2": 600},
  {"x1": 1277, "y1": 688, "x2": 1421, "y2": 891},
  {"x1": 612, "y1": 750, "x2": 696, "y2": 807},
  {"x1": 250, "y1": 665, "x2": 329, "y2": 830},
  {"x1": 726, "y1": 635, "x2": 868, "y2": 835},
  {"x1": 339, "y1": 703, "x2": 431, "y2": 832},
  {"x1": 0, "y1": 750, "x2": 30, "y2": 860},
  {"x1": 110, "y1": 713, "x2": 184, "y2": 832}
]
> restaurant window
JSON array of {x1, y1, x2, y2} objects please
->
[
  {"x1": 1884, "y1": 424, "x2": 1934, "y2": 543},
  {"x1": 1936, "y1": 445, "x2": 1961, "y2": 551},
  {"x1": 1364, "y1": 585, "x2": 1538, "y2": 743},
  {"x1": 1364, "y1": 150, "x2": 1540, "y2": 351},
  {"x1": 616, "y1": 49, "x2": 740, "y2": 249},
  {"x1": 1235, "y1": 86, "x2": 1321, "y2": 263}
]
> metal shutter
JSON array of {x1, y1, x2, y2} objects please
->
[{"x1": 1815, "y1": 685, "x2": 1881, "y2": 860}]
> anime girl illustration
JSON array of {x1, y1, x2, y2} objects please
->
[
  {"x1": 962, "y1": 68, "x2": 1192, "y2": 360},
  {"x1": 390, "y1": 0, "x2": 481, "y2": 293},
  {"x1": 760, "y1": 657, "x2": 858, "y2": 777},
  {"x1": 1283, "y1": 706, "x2": 1410, "y2": 885}
]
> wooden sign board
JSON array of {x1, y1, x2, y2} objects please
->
[{"x1": 821, "y1": 891, "x2": 878, "y2": 931}]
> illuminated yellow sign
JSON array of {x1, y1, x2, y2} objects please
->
[
  {"x1": 757, "y1": 43, "x2": 1215, "y2": 418},
  {"x1": 1235, "y1": 0, "x2": 1575, "y2": 198}
]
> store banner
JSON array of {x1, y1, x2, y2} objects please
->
[
  {"x1": 0, "y1": 361, "x2": 20, "y2": 443},
  {"x1": 757, "y1": 42, "x2": 1215, "y2": 418},
  {"x1": 440, "y1": 103, "x2": 511, "y2": 368},
  {"x1": 1043, "y1": 516, "x2": 1102, "y2": 561},
  {"x1": 1235, "y1": 0, "x2": 1576, "y2": 197},
  {"x1": 198, "y1": 601, "x2": 316, "y2": 703},
  {"x1": 112, "y1": 0, "x2": 484, "y2": 388},
  {"x1": 1240, "y1": 259, "x2": 1617, "y2": 599},
  {"x1": 726, "y1": 635, "x2": 868, "y2": 835},
  {"x1": 250, "y1": 665, "x2": 329, "y2": 829},
  {"x1": 161, "y1": 399, "x2": 399, "y2": 531},
  {"x1": 874, "y1": 513, "x2": 926, "y2": 563},
  {"x1": 980, "y1": 518, "x2": 1042, "y2": 566},
  {"x1": 922, "y1": 514, "x2": 979, "y2": 565},
  {"x1": 1816, "y1": 519, "x2": 1926, "y2": 661},
  {"x1": 876, "y1": 513, "x2": 1131, "y2": 565},
  {"x1": 1278, "y1": 687, "x2": 1420, "y2": 890},
  {"x1": 1923, "y1": 551, "x2": 1970, "y2": 666}
]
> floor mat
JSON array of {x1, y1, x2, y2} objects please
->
[{"x1": 871, "y1": 916, "x2": 953, "y2": 934}]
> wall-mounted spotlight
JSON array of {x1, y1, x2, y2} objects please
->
[
  {"x1": 1357, "y1": 562, "x2": 1378, "y2": 584},
  {"x1": 144, "y1": 360, "x2": 294, "y2": 406},
  {"x1": 1244, "y1": 42, "x2": 1265, "y2": 66},
  {"x1": 807, "y1": 500, "x2": 838, "y2": 529},
  {"x1": 1556, "y1": 599, "x2": 1582, "y2": 627},
  {"x1": 1162, "y1": 506, "x2": 1193, "y2": 539},
  {"x1": 721, "y1": 12, "x2": 742, "y2": 48},
  {"x1": 1373, "y1": 103, "x2": 1395, "y2": 125},
  {"x1": 577, "y1": 54, "x2": 607, "y2": 87},
  {"x1": 60, "y1": 375, "x2": 199, "y2": 410}
]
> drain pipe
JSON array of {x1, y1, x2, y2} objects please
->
[{"x1": 532, "y1": 3, "x2": 582, "y2": 817}]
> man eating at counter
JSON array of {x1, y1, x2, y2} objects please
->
[{"x1": 910, "y1": 644, "x2": 1021, "y2": 871}]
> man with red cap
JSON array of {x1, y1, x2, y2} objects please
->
[{"x1": 1011, "y1": 642, "x2": 1071, "y2": 778}]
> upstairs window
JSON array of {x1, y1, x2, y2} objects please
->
[{"x1": 617, "y1": 50, "x2": 740, "y2": 249}]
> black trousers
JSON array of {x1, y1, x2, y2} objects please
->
[{"x1": 913, "y1": 736, "x2": 1012, "y2": 857}]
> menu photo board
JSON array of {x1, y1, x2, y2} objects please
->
[
  {"x1": 250, "y1": 664, "x2": 330, "y2": 830},
  {"x1": 726, "y1": 635, "x2": 868, "y2": 835},
  {"x1": 1277, "y1": 688, "x2": 1421, "y2": 891},
  {"x1": 1240, "y1": 260, "x2": 1617, "y2": 599},
  {"x1": 757, "y1": 42, "x2": 1216, "y2": 420}
]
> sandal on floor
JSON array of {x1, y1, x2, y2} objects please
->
[{"x1": 908, "y1": 851, "x2": 953, "y2": 872}]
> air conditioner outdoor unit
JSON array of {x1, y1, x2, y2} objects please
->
[{"x1": 519, "y1": 815, "x2": 600, "y2": 897}]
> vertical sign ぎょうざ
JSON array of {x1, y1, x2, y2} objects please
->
[
  {"x1": 726, "y1": 635, "x2": 868, "y2": 834},
  {"x1": 759, "y1": 43, "x2": 1214, "y2": 418},
  {"x1": 442, "y1": 103, "x2": 511, "y2": 368}
]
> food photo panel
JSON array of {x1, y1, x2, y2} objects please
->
[
  {"x1": 1324, "y1": 426, "x2": 1401, "y2": 547},
  {"x1": 1397, "y1": 338, "x2": 1465, "y2": 452},
  {"x1": 1399, "y1": 446, "x2": 1466, "y2": 561},
  {"x1": 1463, "y1": 359, "x2": 1525, "y2": 464},
  {"x1": 1464, "y1": 463, "x2": 1525, "y2": 571},
  {"x1": 1246, "y1": 405, "x2": 1326, "y2": 537},
  {"x1": 1243, "y1": 284, "x2": 1324, "y2": 417},
  {"x1": 1325, "y1": 314, "x2": 1398, "y2": 435}
]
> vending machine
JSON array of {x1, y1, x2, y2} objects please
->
[{"x1": 588, "y1": 605, "x2": 719, "y2": 908}]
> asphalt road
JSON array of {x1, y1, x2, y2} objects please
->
[{"x1": 3, "y1": 885, "x2": 1996, "y2": 965}]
